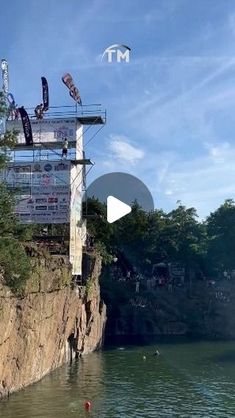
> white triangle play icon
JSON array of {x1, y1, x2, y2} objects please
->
[{"x1": 107, "y1": 195, "x2": 132, "y2": 224}]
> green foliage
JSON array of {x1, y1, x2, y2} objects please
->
[
  {"x1": 0, "y1": 238, "x2": 30, "y2": 294},
  {"x1": 164, "y1": 205, "x2": 207, "y2": 266},
  {"x1": 85, "y1": 275, "x2": 93, "y2": 298},
  {"x1": 59, "y1": 267, "x2": 71, "y2": 288},
  {"x1": 0, "y1": 183, "x2": 16, "y2": 234},
  {"x1": 0, "y1": 98, "x2": 32, "y2": 292},
  {"x1": 0, "y1": 129, "x2": 18, "y2": 148},
  {"x1": 94, "y1": 241, "x2": 114, "y2": 265},
  {"x1": 86, "y1": 198, "x2": 114, "y2": 246},
  {"x1": 0, "y1": 130, "x2": 18, "y2": 171},
  {"x1": 206, "y1": 199, "x2": 235, "y2": 273},
  {"x1": 87, "y1": 199, "x2": 207, "y2": 275},
  {"x1": 87, "y1": 197, "x2": 235, "y2": 280},
  {"x1": 0, "y1": 91, "x2": 7, "y2": 117}
]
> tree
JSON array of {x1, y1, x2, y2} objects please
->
[
  {"x1": 0, "y1": 91, "x2": 31, "y2": 292},
  {"x1": 166, "y1": 205, "x2": 207, "y2": 264},
  {"x1": 87, "y1": 197, "x2": 209, "y2": 281},
  {"x1": 112, "y1": 202, "x2": 149, "y2": 268},
  {"x1": 206, "y1": 199, "x2": 235, "y2": 273},
  {"x1": 0, "y1": 91, "x2": 7, "y2": 115}
]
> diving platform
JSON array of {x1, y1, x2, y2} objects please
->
[
  {"x1": 12, "y1": 141, "x2": 77, "y2": 150},
  {"x1": 6, "y1": 103, "x2": 106, "y2": 163},
  {"x1": 20, "y1": 104, "x2": 107, "y2": 124},
  {"x1": 77, "y1": 115, "x2": 105, "y2": 125}
]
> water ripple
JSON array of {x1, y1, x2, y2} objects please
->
[{"x1": 1, "y1": 342, "x2": 235, "y2": 417}]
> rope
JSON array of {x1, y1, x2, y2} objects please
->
[
  {"x1": 84, "y1": 124, "x2": 105, "y2": 147},
  {"x1": 33, "y1": 113, "x2": 104, "y2": 158}
]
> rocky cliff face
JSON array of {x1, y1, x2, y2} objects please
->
[
  {"x1": 102, "y1": 265, "x2": 235, "y2": 344},
  {"x1": 0, "y1": 252, "x2": 106, "y2": 399}
]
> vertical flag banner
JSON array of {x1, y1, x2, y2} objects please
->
[
  {"x1": 18, "y1": 107, "x2": 33, "y2": 145},
  {"x1": 41, "y1": 77, "x2": 49, "y2": 111},
  {"x1": 7, "y1": 93, "x2": 15, "y2": 109},
  {"x1": 62, "y1": 73, "x2": 82, "y2": 104},
  {"x1": 1, "y1": 59, "x2": 9, "y2": 94}
]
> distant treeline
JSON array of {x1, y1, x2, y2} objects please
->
[{"x1": 86, "y1": 197, "x2": 235, "y2": 280}]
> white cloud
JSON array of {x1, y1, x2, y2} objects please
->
[
  {"x1": 204, "y1": 142, "x2": 231, "y2": 163},
  {"x1": 165, "y1": 189, "x2": 174, "y2": 196},
  {"x1": 107, "y1": 135, "x2": 145, "y2": 166},
  {"x1": 158, "y1": 142, "x2": 235, "y2": 218},
  {"x1": 124, "y1": 56, "x2": 235, "y2": 148}
]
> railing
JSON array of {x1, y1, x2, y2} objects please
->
[
  {"x1": 24, "y1": 104, "x2": 106, "y2": 122},
  {"x1": 4, "y1": 104, "x2": 106, "y2": 162},
  {"x1": 9, "y1": 148, "x2": 76, "y2": 163}
]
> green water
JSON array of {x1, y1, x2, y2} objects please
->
[{"x1": 1, "y1": 340, "x2": 235, "y2": 417}]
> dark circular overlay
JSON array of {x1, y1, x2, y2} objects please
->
[{"x1": 86, "y1": 172, "x2": 154, "y2": 212}]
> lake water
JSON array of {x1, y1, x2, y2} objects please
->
[{"x1": 1, "y1": 340, "x2": 235, "y2": 417}]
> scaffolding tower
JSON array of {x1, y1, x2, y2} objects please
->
[{"x1": 3, "y1": 104, "x2": 106, "y2": 276}]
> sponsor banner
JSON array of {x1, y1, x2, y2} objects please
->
[
  {"x1": 6, "y1": 117, "x2": 78, "y2": 144},
  {"x1": 18, "y1": 107, "x2": 33, "y2": 145},
  {"x1": 41, "y1": 77, "x2": 49, "y2": 111},
  {"x1": 16, "y1": 212, "x2": 69, "y2": 224},
  {"x1": 7, "y1": 93, "x2": 16, "y2": 109},
  {"x1": 62, "y1": 73, "x2": 82, "y2": 105},
  {"x1": 34, "y1": 77, "x2": 49, "y2": 119},
  {"x1": 3, "y1": 161, "x2": 71, "y2": 224}
]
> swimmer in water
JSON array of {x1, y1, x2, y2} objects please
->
[{"x1": 153, "y1": 349, "x2": 160, "y2": 356}]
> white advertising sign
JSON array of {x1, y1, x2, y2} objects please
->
[
  {"x1": 6, "y1": 117, "x2": 78, "y2": 144},
  {"x1": 2, "y1": 161, "x2": 71, "y2": 224},
  {"x1": 69, "y1": 164, "x2": 84, "y2": 275}
]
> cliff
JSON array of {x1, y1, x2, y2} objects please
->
[
  {"x1": 0, "y1": 252, "x2": 106, "y2": 399},
  {"x1": 101, "y1": 266, "x2": 235, "y2": 343}
]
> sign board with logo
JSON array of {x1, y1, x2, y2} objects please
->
[
  {"x1": 1, "y1": 161, "x2": 71, "y2": 224},
  {"x1": 169, "y1": 263, "x2": 185, "y2": 282},
  {"x1": 6, "y1": 117, "x2": 81, "y2": 144},
  {"x1": 102, "y1": 44, "x2": 131, "y2": 63}
]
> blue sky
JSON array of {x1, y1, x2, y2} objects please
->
[{"x1": 2, "y1": 0, "x2": 235, "y2": 218}]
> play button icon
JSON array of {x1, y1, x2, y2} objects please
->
[
  {"x1": 86, "y1": 172, "x2": 154, "y2": 222},
  {"x1": 107, "y1": 196, "x2": 132, "y2": 223}
]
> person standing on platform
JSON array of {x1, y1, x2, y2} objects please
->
[
  {"x1": 62, "y1": 138, "x2": 69, "y2": 158},
  {"x1": 34, "y1": 103, "x2": 44, "y2": 119}
]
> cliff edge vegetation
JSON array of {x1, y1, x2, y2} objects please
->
[{"x1": 0, "y1": 92, "x2": 33, "y2": 294}]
